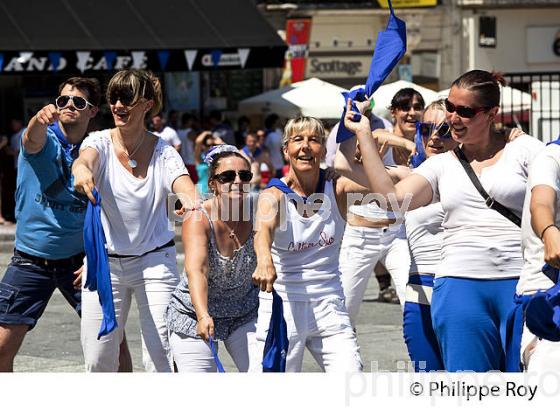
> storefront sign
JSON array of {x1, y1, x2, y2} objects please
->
[
  {"x1": 376, "y1": 0, "x2": 438, "y2": 8},
  {"x1": 0, "y1": 47, "x2": 284, "y2": 74},
  {"x1": 306, "y1": 56, "x2": 371, "y2": 79}
]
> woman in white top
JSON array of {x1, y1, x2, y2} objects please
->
[
  {"x1": 517, "y1": 141, "x2": 560, "y2": 371},
  {"x1": 250, "y1": 116, "x2": 372, "y2": 372},
  {"x1": 341, "y1": 70, "x2": 543, "y2": 372},
  {"x1": 402, "y1": 100, "x2": 457, "y2": 371},
  {"x1": 73, "y1": 69, "x2": 197, "y2": 372}
]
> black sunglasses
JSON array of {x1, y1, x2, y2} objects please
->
[
  {"x1": 108, "y1": 89, "x2": 136, "y2": 106},
  {"x1": 396, "y1": 103, "x2": 424, "y2": 112},
  {"x1": 444, "y1": 98, "x2": 488, "y2": 119},
  {"x1": 214, "y1": 170, "x2": 253, "y2": 184},
  {"x1": 418, "y1": 122, "x2": 451, "y2": 139},
  {"x1": 55, "y1": 95, "x2": 93, "y2": 111}
]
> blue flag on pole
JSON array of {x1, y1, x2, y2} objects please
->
[
  {"x1": 337, "y1": 0, "x2": 407, "y2": 142},
  {"x1": 83, "y1": 189, "x2": 117, "y2": 339}
]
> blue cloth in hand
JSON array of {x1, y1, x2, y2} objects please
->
[
  {"x1": 337, "y1": 0, "x2": 407, "y2": 143},
  {"x1": 262, "y1": 289, "x2": 289, "y2": 372},
  {"x1": 83, "y1": 189, "x2": 117, "y2": 339}
]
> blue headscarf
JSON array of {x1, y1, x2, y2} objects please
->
[
  {"x1": 262, "y1": 289, "x2": 289, "y2": 372},
  {"x1": 83, "y1": 189, "x2": 117, "y2": 339},
  {"x1": 337, "y1": 0, "x2": 407, "y2": 143}
]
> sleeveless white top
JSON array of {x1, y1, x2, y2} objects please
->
[{"x1": 270, "y1": 180, "x2": 346, "y2": 302}]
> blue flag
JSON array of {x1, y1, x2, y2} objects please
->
[
  {"x1": 262, "y1": 289, "x2": 289, "y2": 372},
  {"x1": 83, "y1": 189, "x2": 117, "y2": 339},
  {"x1": 337, "y1": 0, "x2": 407, "y2": 142},
  {"x1": 409, "y1": 122, "x2": 427, "y2": 168}
]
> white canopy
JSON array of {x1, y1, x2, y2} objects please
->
[
  {"x1": 370, "y1": 80, "x2": 440, "y2": 119},
  {"x1": 237, "y1": 78, "x2": 347, "y2": 119},
  {"x1": 438, "y1": 86, "x2": 532, "y2": 113}
]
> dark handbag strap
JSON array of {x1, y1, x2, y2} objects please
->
[{"x1": 454, "y1": 146, "x2": 521, "y2": 227}]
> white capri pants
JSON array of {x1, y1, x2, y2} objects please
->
[
  {"x1": 249, "y1": 294, "x2": 362, "y2": 372},
  {"x1": 339, "y1": 223, "x2": 410, "y2": 325},
  {"x1": 169, "y1": 320, "x2": 256, "y2": 372},
  {"x1": 521, "y1": 324, "x2": 560, "y2": 372},
  {"x1": 81, "y1": 247, "x2": 180, "y2": 372}
]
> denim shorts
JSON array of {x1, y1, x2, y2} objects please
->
[{"x1": 0, "y1": 249, "x2": 83, "y2": 330}]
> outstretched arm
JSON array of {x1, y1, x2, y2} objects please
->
[
  {"x1": 342, "y1": 98, "x2": 433, "y2": 210},
  {"x1": 72, "y1": 147, "x2": 100, "y2": 204}
]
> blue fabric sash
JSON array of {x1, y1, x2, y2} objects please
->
[
  {"x1": 262, "y1": 289, "x2": 289, "y2": 372},
  {"x1": 209, "y1": 336, "x2": 225, "y2": 373},
  {"x1": 525, "y1": 264, "x2": 560, "y2": 342},
  {"x1": 265, "y1": 169, "x2": 325, "y2": 204},
  {"x1": 505, "y1": 263, "x2": 560, "y2": 371},
  {"x1": 336, "y1": 0, "x2": 407, "y2": 143},
  {"x1": 83, "y1": 189, "x2": 117, "y2": 339},
  {"x1": 49, "y1": 121, "x2": 80, "y2": 161},
  {"x1": 409, "y1": 123, "x2": 427, "y2": 168},
  {"x1": 407, "y1": 274, "x2": 434, "y2": 287},
  {"x1": 505, "y1": 294, "x2": 532, "y2": 372}
]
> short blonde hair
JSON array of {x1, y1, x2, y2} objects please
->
[
  {"x1": 282, "y1": 116, "x2": 326, "y2": 148},
  {"x1": 423, "y1": 99, "x2": 446, "y2": 119},
  {"x1": 106, "y1": 69, "x2": 163, "y2": 117}
]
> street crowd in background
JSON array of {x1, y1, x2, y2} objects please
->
[{"x1": 0, "y1": 67, "x2": 559, "y2": 374}]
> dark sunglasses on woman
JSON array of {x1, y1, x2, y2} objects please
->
[
  {"x1": 108, "y1": 89, "x2": 136, "y2": 106},
  {"x1": 214, "y1": 170, "x2": 253, "y2": 184},
  {"x1": 418, "y1": 122, "x2": 451, "y2": 139},
  {"x1": 444, "y1": 98, "x2": 489, "y2": 119},
  {"x1": 55, "y1": 95, "x2": 93, "y2": 111}
]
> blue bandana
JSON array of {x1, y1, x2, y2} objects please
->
[
  {"x1": 262, "y1": 289, "x2": 289, "y2": 372},
  {"x1": 409, "y1": 123, "x2": 427, "y2": 168},
  {"x1": 83, "y1": 189, "x2": 117, "y2": 339},
  {"x1": 48, "y1": 121, "x2": 80, "y2": 162},
  {"x1": 265, "y1": 169, "x2": 325, "y2": 204},
  {"x1": 525, "y1": 264, "x2": 560, "y2": 342},
  {"x1": 337, "y1": 0, "x2": 407, "y2": 143}
]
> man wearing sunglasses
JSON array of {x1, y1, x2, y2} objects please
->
[{"x1": 0, "y1": 77, "x2": 131, "y2": 372}]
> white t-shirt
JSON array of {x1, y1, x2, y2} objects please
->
[
  {"x1": 177, "y1": 127, "x2": 194, "y2": 165},
  {"x1": 81, "y1": 129, "x2": 188, "y2": 255},
  {"x1": 264, "y1": 129, "x2": 284, "y2": 170},
  {"x1": 154, "y1": 126, "x2": 181, "y2": 148},
  {"x1": 518, "y1": 144, "x2": 560, "y2": 295},
  {"x1": 406, "y1": 202, "x2": 444, "y2": 274},
  {"x1": 270, "y1": 181, "x2": 346, "y2": 302},
  {"x1": 414, "y1": 135, "x2": 544, "y2": 279}
]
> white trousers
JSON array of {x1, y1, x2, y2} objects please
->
[
  {"x1": 521, "y1": 324, "x2": 560, "y2": 372},
  {"x1": 339, "y1": 224, "x2": 410, "y2": 324},
  {"x1": 170, "y1": 320, "x2": 256, "y2": 372},
  {"x1": 249, "y1": 295, "x2": 362, "y2": 372},
  {"x1": 81, "y1": 247, "x2": 180, "y2": 372}
]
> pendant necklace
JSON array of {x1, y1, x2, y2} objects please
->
[{"x1": 113, "y1": 129, "x2": 145, "y2": 169}]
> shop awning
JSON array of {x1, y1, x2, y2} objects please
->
[{"x1": 0, "y1": 0, "x2": 287, "y2": 74}]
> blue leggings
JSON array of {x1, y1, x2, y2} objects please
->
[
  {"x1": 403, "y1": 274, "x2": 443, "y2": 372},
  {"x1": 431, "y1": 276, "x2": 518, "y2": 372}
]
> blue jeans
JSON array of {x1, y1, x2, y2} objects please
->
[
  {"x1": 431, "y1": 276, "x2": 518, "y2": 372},
  {"x1": 0, "y1": 249, "x2": 82, "y2": 330}
]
